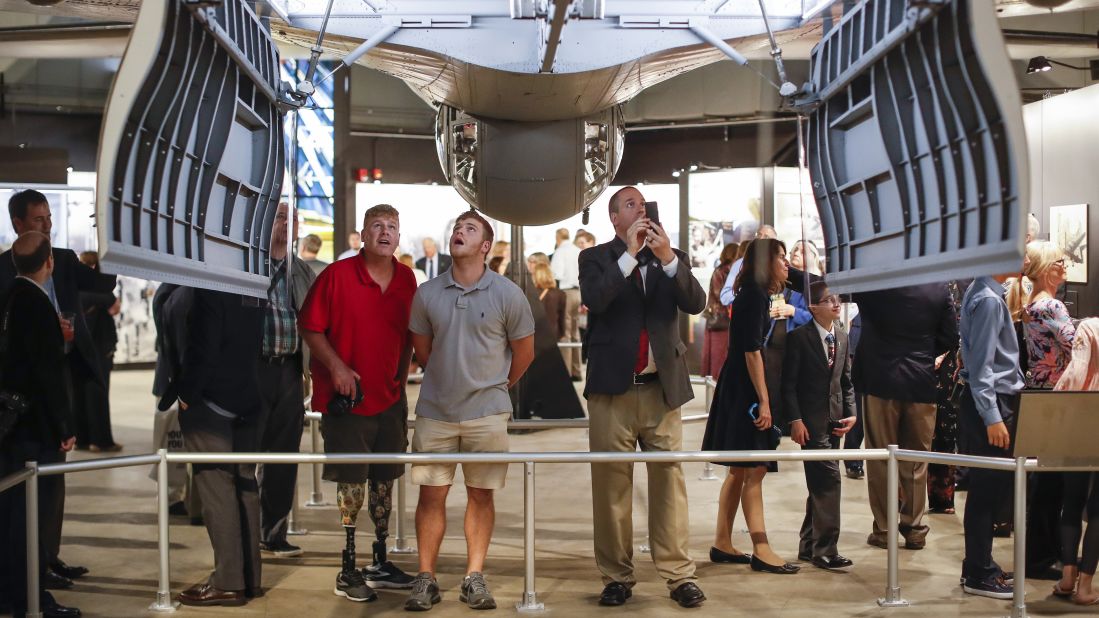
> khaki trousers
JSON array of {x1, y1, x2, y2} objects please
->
[
  {"x1": 863, "y1": 395, "x2": 937, "y2": 541},
  {"x1": 588, "y1": 382, "x2": 696, "y2": 590},
  {"x1": 562, "y1": 288, "x2": 582, "y2": 377}
]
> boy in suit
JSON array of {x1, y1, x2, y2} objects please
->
[{"x1": 782, "y1": 280, "x2": 858, "y2": 570}]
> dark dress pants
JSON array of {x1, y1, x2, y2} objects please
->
[
  {"x1": 1, "y1": 441, "x2": 64, "y2": 612},
  {"x1": 958, "y1": 385, "x2": 1017, "y2": 582},
  {"x1": 799, "y1": 435, "x2": 842, "y2": 559},
  {"x1": 179, "y1": 402, "x2": 262, "y2": 592},
  {"x1": 255, "y1": 357, "x2": 304, "y2": 546}
]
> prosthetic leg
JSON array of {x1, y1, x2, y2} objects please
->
[
  {"x1": 362, "y1": 479, "x2": 414, "y2": 588},
  {"x1": 333, "y1": 483, "x2": 376, "y2": 602}
]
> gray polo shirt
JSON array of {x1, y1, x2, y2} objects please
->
[{"x1": 410, "y1": 267, "x2": 535, "y2": 422}]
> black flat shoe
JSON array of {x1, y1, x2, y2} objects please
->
[
  {"x1": 599, "y1": 582, "x2": 632, "y2": 606},
  {"x1": 670, "y1": 582, "x2": 706, "y2": 608},
  {"x1": 709, "y1": 547, "x2": 752, "y2": 564},
  {"x1": 812, "y1": 555, "x2": 854, "y2": 570},
  {"x1": 750, "y1": 555, "x2": 800, "y2": 575}
]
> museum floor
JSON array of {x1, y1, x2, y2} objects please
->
[{"x1": 1, "y1": 370, "x2": 1085, "y2": 618}]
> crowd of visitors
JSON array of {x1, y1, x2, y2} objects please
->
[{"x1": 1, "y1": 185, "x2": 1097, "y2": 616}]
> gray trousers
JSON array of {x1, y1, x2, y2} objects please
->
[
  {"x1": 255, "y1": 357, "x2": 304, "y2": 545},
  {"x1": 799, "y1": 435, "x2": 842, "y2": 559},
  {"x1": 179, "y1": 402, "x2": 262, "y2": 592},
  {"x1": 562, "y1": 288, "x2": 582, "y2": 377}
]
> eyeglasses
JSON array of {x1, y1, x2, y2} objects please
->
[
  {"x1": 1053, "y1": 259, "x2": 1067, "y2": 268},
  {"x1": 813, "y1": 295, "x2": 841, "y2": 306}
]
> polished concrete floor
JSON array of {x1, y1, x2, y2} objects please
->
[{"x1": 2, "y1": 369, "x2": 1087, "y2": 617}]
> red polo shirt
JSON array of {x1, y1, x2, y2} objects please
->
[{"x1": 298, "y1": 253, "x2": 416, "y2": 416}]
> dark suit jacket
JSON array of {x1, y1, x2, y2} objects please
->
[
  {"x1": 415, "y1": 254, "x2": 452, "y2": 278},
  {"x1": 0, "y1": 248, "x2": 117, "y2": 386},
  {"x1": 782, "y1": 321, "x2": 855, "y2": 439},
  {"x1": 177, "y1": 289, "x2": 263, "y2": 416},
  {"x1": 851, "y1": 284, "x2": 957, "y2": 403},
  {"x1": 152, "y1": 284, "x2": 195, "y2": 408},
  {"x1": 579, "y1": 237, "x2": 706, "y2": 409},
  {"x1": 1, "y1": 278, "x2": 75, "y2": 447}
]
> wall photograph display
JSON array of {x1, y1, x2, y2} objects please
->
[{"x1": 1050, "y1": 204, "x2": 1088, "y2": 284}]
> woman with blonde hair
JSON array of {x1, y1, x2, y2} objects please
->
[
  {"x1": 1022, "y1": 241, "x2": 1075, "y2": 388},
  {"x1": 532, "y1": 263, "x2": 566, "y2": 341},
  {"x1": 1052, "y1": 318, "x2": 1099, "y2": 605}
]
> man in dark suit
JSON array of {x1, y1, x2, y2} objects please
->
[
  {"x1": 852, "y1": 283, "x2": 957, "y2": 550},
  {"x1": 415, "y1": 237, "x2": 451, "y2": 280},
  {"x1": 783, "y1": 281, "x2": 857, "y2": 571},
  {"x1": 579, "y1": 186, "x2": 707, "y2": 609},
  {"x1": 0, "y1": 190, "x2": 115, "y2": 587},
  {"x1": 173, "y1": 289, "x2": 264, "y2": 607},
  {"x1": 0, "y1": 232, "x2": 81, "y2": 617}
]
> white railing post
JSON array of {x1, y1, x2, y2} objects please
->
[
  {"x1": 391, "y1": 472, "x2": 415, "y2": 554},
  {"x1": 878, "y1": 445, "x2": 909, "y2": 607},
  {"x1": 305, "y1": 416, "x2": 328, "y2": 506},
  {"x1": 516, "y1": 461, "x2": 544, "y2": 612},
  {"x1": 1011, "y1": 457, "x2": 1028, "y2": 618},
  {"x1": 25, "y1": 461, "x2": 41, "y2": 618},
  {"x1": 287, "y1": 483, "x2": 308, "y2": 535},
  {"x1": 150, "y1": 449, "x2": 179, "y2": 612}
]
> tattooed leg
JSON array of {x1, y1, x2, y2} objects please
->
[
  {"x1": 368, "y1": 479, "x2": 394, "y2": 565},
  {"x1": 337, "y1": 482, "x2": 366, "y2": 571}
]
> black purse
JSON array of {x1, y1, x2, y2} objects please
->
[{"x1": 0, "y1": 297, "x2": 31, "y2": 444}]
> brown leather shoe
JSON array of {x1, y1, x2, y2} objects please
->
[{"x1": 178, "y1": 583, "x2": 247, "y2": 607}]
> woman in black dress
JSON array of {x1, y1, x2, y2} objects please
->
[{"x1": 703, "y1": 238, "x2": 799, "y2": 575}]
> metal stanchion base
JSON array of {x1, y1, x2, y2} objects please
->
[
  {"x1": 698, "y1": 464, "x2": 719, "y2": 481},
  {"x1": 877, "y1": 596, "x2": 910, "y2": 608},
  {"x1": 287, "y1": 526, "x2": 309, "y2": 536},
  {"x1": 305, "y1": 496, "x2": 332, "y2": 507},
  {"x1": 1006, "y1": 605, "x2": 1028, "y2": 618},
  {"x1": 391, "y1": 540, "x2": 417, "y2": 555},
  {"x1": 516, "y1": 595, "x2": 545, "y2": 613},
  {"x1": 638, "y1": 543, "x2": 651, "y2": 554},
  {"x1": 149, "y1": 593, "x2": 180, "y2": 613}
]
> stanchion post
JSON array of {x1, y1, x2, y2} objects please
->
[
  {"x1": 305, "y1": 417, "x2": 327, "y2": 507},
  {"x1": 287, "y1": 483, "x2": 308, "y2": 536},
  {"x1": 1010, "y1": 457, "x2": 1028, "y2": 618},
  {"x1": 516, "y1": 461, "x2": 544, "y2": 612},
  {"x1": 25, "y1": 461, "x2": 41, "y2": 618},
  {"x1": 391, "y1": 471, "x2": 415, "y2": 554},
  {"x1": 150, "y1": 449, "x2": 179, "y2": 612},
  {"x1": 877, "y1": 445, "x2": 909, "y2": 607},
  {"x1": 698, "y1": 462, "x2": 719, "y2": 481}
]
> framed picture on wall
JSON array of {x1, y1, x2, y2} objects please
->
[{"x1": 1050, "y1": 204, "x2": 1088, "y2": 284}]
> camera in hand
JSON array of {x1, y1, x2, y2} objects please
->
[
  {"x1": 829, "y1": 419, "x2": 846, "y2": 432},
  {"x1": 327, "y1": 379, "x2": 364, "y2": 417}
]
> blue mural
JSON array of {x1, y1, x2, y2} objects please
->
[{"x1": 282, "y1": 60, "x2": 335, "y2": 220}]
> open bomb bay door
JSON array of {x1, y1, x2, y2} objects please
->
[
  {"x1": 96, "y1": 0, "x2": 286, "y2": 297},
  {"x1": 799, "y1": 0, "x2": 1029, "y2": 292}
]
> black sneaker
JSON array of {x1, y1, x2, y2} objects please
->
[
  {"x1": 335, "y1": 569, "x2": 377, "y2": 602},
  {"x1": 260, "y1": 540, "x2": 303, "y2": 558},
  {"x1": 962, "y1": 576, "x2": 1013, "y2": 600},
  {"x1": 363, "y1": 561, "x2": 416, "y2": 589},
  {"x1": 405, "y1": 572, "x2": 441, "y2": 611}
]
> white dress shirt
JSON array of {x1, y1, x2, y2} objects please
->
[
  {"x1": 813, "y1": 319, "x2": 836, "y2": 363},
  {"x1": 550, "y1": 241, "x2": 581, "y2": 289},
  {"x1": 617, "y1": 250, "x2": 679, "y2": 375}
]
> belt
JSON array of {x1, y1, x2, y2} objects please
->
[
  {"x1": 260, "y1": 354, "x2": 297, "y2": 365},
  {"x1": 632, "y1": 372, "x2": 659, "y2": 385}
]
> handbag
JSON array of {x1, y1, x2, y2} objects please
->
[
  {"x1": 0, "y1": 296, "x2": 31, "y2": 444},
  {"x1": 704, "y1": 304, "x2": 731, "y2": 331},
  {"x1": 747, "y1": 403, "x2": 783, "y2": 450}
]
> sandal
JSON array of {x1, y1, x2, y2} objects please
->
[
  {"x1": 1072, "y1": 594, "x2": 1099, "y2": 606},
  {"x1": 1053, "y1": 582, "x2": 1076, "y2": 598}
]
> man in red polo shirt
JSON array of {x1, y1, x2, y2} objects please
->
[{"x1": 299, "y1": 203, "x2": 417, "y2": 602}]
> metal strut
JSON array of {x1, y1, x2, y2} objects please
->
[{"x1": 755, "y1": 0, "x2": 797, "y2": 97}]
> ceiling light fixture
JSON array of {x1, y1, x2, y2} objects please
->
[{"x1": 1026, "y1": 55, "x2": 1089, "y2": 74}]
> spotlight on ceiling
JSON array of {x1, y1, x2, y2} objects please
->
[
  {"x1": 1026, "y1": 56, "x2": 1053, "y2": 74},
  {"x1": 671, "y1": 170, "x2": 681, "y2": 178}
]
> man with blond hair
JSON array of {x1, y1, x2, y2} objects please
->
[{"x1": 300, "y1": 204, "x2": 418, "y2": 602}]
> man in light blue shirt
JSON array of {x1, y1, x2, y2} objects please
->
[
  {"x1": 957, "y1": 274, "x2": 1025, "y2": 601},
  {"x1": 719, "y1": 224, "x2": 777, "y2": 306}
]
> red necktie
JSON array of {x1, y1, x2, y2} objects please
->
[{"x1": 632, "y1": 266, "x2": 649, "y2": 374}]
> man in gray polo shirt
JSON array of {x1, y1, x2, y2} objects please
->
[{"x1": 405, "y1": 210, "x2": 535, "y2": 612}]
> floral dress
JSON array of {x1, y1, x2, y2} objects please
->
[{"x1": 1024, "y1": 297, "x2": 1076, "y2": 389}]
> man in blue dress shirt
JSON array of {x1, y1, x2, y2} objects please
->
[{"x1": 958, "y1": 273, "x2": 1025, "y2": 601}]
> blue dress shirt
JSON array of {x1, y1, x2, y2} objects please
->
[{"x1": 959, "y1": 277, "x2": 1025, "y2": 426}]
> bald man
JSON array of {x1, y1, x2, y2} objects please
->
[{"x1": 0, "y1": 231, "x2": 81, "y2": 618}]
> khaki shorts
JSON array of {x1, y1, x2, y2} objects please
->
[{"x1": 411, "y1": 413, "x2": 509, "y2": 490}]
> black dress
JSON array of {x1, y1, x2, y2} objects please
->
[{"x1": 701, "y1": 279, "x2": 779, "y2": 471}]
